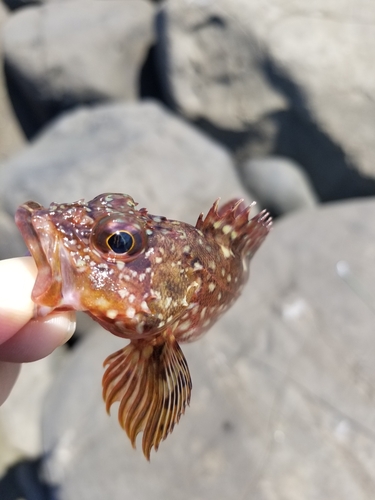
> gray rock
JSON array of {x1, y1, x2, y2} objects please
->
[
  {"x1": 3, "y1": 1, "x2": 155, "y2": 131},
  {"x1": 240, "y1": 156, "x2": 319, "y2": 215},
  {"x1": 156, "y1": 0, "x2": 375, "y2": 202},
  {"x1": 41, "y1": 198, "x2": 375, "y2": 499},
  {"x1": 244, "y1": 0, "x2": 375, "y2": 201},
  {"x1": 0, "y1": 100, "x2": 251, "y2": 221},
  {"x1": 3, "y1": 0, "x2": 158, "y2": 8},
  {"x1": 156, "y1": 0, "x2": 287, "y2": 130},
  {"x1": 0, "y1": 210, "x2": 25, "y2": 258},
  {"x1": 247, "y1": 0, "x2": 375, "y2": 182},
  {"x1": 0, "y1": 2, "x2": 25, "y2": 161}
]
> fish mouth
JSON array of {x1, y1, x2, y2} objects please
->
[{"x1": 15, "y1": 202, "x2": 63, "y2": 310}]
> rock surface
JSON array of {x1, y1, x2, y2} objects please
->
[
  {"x1": 3, "y1": 0, "x2": 155, "y2": 134},
  {"x1": 0, "y1": 2, "x2": 25, "y2": 161},
  {"x1": 156, "y1": 0, "x2": 287, "y2": 130},
  {"x1": 0, "y1": 210, "x2": 25, "y2": 259},
  {"x1": 41, "y1": 198, "x2": 375, "y2": 499},
  {"x1": 240, "y1": 156, "x2": 318, "y2": 216},
  {"x1": 156, "y1": 0, "x2": 375, "y2": 201},
  {"x1": 0, "y1": 100, "x2": 252, "y2": 224}
]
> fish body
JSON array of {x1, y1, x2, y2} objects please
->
[{"x1": 16, "y1": 193, "x2": 271, "y2": 458}]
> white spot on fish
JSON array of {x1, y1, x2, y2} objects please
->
[
  {"x1": 117, "y1": 261, "x2": 125, "y2": 271},
  {"x1": 141, "y1": 300, "x2": 150, "y2": 313},
  {"x1": 106, "y1": 309, "x2": 118, "y2": 319},
  {"x1": 208, "y1": 261, "x2": 216, "y2": 271},
  {"x1": 118, "y1": 289, "x2": 129, "y2": 299},
  {"x1": 220, "y1": 245, "x2": 232, "y2": 259},
  {"x1": 178, "y1": 319, "x2": 192, "y2": 331},
  {"x1": 208, "y1": 282, "x2": 216, "y2": 292},
  {"x1": 126, "y1": 307, "x2": 135, "y2": 318},
  {"x1": 136, "y1": 323, "x2": 144, "y2": 334},
  {"x1": 145, "y1": 248, "x2": 154, "y2": 258}
]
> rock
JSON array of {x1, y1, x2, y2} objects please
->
[
  {"x1": 3, "y1": 0, "x2": 155, "y2": 135},
  {"x1": 156, "y1": 0, "x2": 287, "y2": 130},
  {"x1": 0, "y1": 2, "x2": 25, "y2": 161},
  {"x1": 156, "y1": 0, "x2": 375, "y2": 202},
  {"x1": 40, "y1": 198, "x2": 375, "y2": 499},
  {"x1": 3, "y1": 0, "x2": 159, "y2": 8},
  {"x1": 0, "y1": 210, "x2": 25, "y2": 259},
  {"x1": 249, "y1": 0, "x2": 375, "y2": 181},
  {"x1": 0, "y1": 348, "x2": 69, "y2": 493},
  {"x1": 0, "y1": 100, "x2": 251, "y2": 221},
  {"x1": 1, "y1": 359, "x2": 57, "y2": 457},
  {"x1": 239, "y1": 156, "x2": 319, "y2": 216}
]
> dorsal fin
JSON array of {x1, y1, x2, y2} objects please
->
[{"x1": 196, "y1": 198, "x2": 272, "y2": 257}]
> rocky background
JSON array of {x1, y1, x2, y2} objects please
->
[{"x1": 1, "y1": 0, "x2": 375, "y2": 499}]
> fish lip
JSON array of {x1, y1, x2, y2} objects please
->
[{"x1": 15, "y1": 202, "x2": 60, "y2": 307}]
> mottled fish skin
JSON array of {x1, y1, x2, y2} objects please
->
[{"x1": 16, "y1": 193, "x2": 272, "y2": 459}]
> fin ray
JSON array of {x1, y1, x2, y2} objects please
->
[
  {"x1": 102, "y1": 337, "x2": 192, "y2": 460},
  {"x1": 195, "y1": 198, "x2": 272, "y2": 256}
]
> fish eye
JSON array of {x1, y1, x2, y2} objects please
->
[
  {"x1": 91, "y1": 216, "x2": 146, "y2": 261},
  {"x1": 106, "y1": 231, "x2": 134, "y2": 254}
]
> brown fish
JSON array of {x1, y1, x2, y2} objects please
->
[{"x1": 15, "y1": 193, "x2": 271, "y2": 459}]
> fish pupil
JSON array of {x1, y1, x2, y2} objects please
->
[{"x1": 107, "y1": 231, "x2": 134, "y2": 254}]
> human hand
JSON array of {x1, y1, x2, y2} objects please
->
[{"x1": 0, "y1": 257, "x2": 76, "y2": 405}]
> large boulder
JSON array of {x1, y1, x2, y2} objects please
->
[
  {"x1": 40, "y1": 197, "x2": 375, "y2": 499},
  {"x1": 0, "y1": 100, "x2": 251, "y2": 224},
  {"x1": 156, "y1": 0, "x2": 287, "y2": 130},
  {"x1": 239, "y1": 156, "x2": 318, "y2": 216},
  {"x1": 3, "y1": 1, "x2": 155, "y2": 134},
  {"x1": 156, "y1": 0, "x2": 375, "y2": 201}
]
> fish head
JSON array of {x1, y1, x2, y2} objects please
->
[{"x1": 15, "y1": 193, "x2": 200, "y2": 339}]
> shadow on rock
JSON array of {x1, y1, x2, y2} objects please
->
[{"x1": 0, "y1": 457, "x2": 56, "y2": 500}]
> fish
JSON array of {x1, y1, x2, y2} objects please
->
[{"x1": 15, "y1": 193, "x2": 272, "y2": 459}]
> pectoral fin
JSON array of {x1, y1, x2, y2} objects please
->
[{"x1": 102, "y1": 337, "x2": 192, "y2": 460}]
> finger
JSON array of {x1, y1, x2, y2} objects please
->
[
  {"x1": 0, "y1": 257, "x2": 37, "y2": 344},
  {"x1": 0, "y1": 312, "x2": 76, "y2": 363},
  {"x1": 0, "y1": 362, "x2": 21, "y2": 405}
]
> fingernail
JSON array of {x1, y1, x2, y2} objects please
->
[{"x1": 44, "y1": 312, "x2": 76, "y2": 344}]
